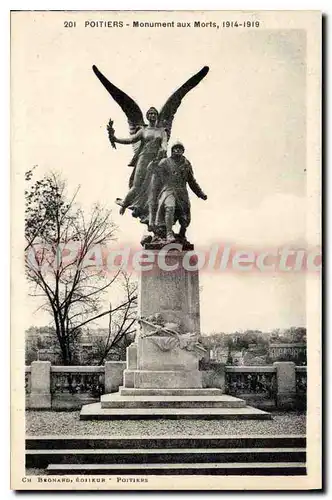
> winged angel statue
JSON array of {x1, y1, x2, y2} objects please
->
[{"x1": 92, "y1": 65, "x2": 209, "y2": 242}]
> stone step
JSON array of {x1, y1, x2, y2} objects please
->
[
  {"x1": 80, "y1": 402, "x2": 271, "y2": 420},
  {"x1": 26, "y1": 435, "x2": 306, "y2": 450},
  {"x1": 119, "y1": 386, "x2": 224, "y2": 397},
  {"x1": 46, "y1": 462, "x2": 307, "y2": 475},
  {"x1": 26, "y1": 447, "x2": 306, "y2": 468},
  {"x1": 100, "y1": 393, "x2": 246, "y2": 409}
]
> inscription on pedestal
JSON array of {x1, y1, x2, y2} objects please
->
[{"x1": 138, "y1": 251, "x2": 200, "y2": 334}]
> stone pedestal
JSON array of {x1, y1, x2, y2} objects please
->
[
  {"x1": 80, "y1": 248, "x2": 271, "y2": 420},
  {"x1": 138, "y1": 250, "x2": 200, "y2": 333},
  {"x1": 124, "y1": 250, "x2": 203, "y2": 392},
  {"x1": 123, "y1": 336, "x2": 202, "y2": 390},
  {"x1": 137, "y1": 337, "x2": 199, "y2": 371}
]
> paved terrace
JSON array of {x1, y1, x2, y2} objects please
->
[{"x1": 26, "y1": 410, "x2": 305, "y2": 436}]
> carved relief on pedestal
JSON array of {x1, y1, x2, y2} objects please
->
[{"x1": 137, "y1": 313, "x2": 206, "y2": 359}]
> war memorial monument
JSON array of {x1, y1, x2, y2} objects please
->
[{"x1": 80, "y1": 65, "x2": 270, "y2": 420}]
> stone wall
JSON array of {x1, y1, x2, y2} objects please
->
[{"x1": 25, "y1": 361, "x2": 306, "y2": 410}]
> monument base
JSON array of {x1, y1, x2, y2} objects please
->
[
  {"x1": 123, "y1": 369, "x2": 203, "y2": 389},
  {"x1": 81, "y1": 339, "x2": 271, "y2": 420},
  {"x1": 80, "y1": 335, "x2": 271, "y2": 419},
  {"x1": 119, "y1": 387, "x2": 224, "y2": 397},
  {"x1": 80, "y1": 249, "x2": 271, "y2": 420},
  {"x1": 80, "y1": 401, "x2": 271, "y2": 420}
]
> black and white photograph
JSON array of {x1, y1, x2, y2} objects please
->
[{"x1": 10, "y1": 10, "x2": 321, "y2": 490}]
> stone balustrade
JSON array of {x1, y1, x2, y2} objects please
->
[
  {"x1": 25, "y1": 360, "x2": 306, "y2": 410},
  {"x1": 25, "y1": 361, "x2": 125, "y2": 410},
  {"x1": 225, "y1": 365, "x2": 277, "y2": 409}
]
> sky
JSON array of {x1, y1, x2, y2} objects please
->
[{"x1": 13, "y1": 13, "x2": 310, "y2": 333}]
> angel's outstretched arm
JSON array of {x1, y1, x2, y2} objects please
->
[{"x1": 114, "y1": 128, "x2": 143, "y2": 145}]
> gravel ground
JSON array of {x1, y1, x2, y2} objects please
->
[{"x1": 26, "y1": 411, "x2": 306, "y2": 436}]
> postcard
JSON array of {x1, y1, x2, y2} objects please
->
[{"x1": 11, "y1": 10, "x2": 321, "y2": 490}]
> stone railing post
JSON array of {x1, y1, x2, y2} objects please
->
[
  {"x1": 104, "y1": 361, "x2": 126, "y2": 393},
  {"x1": 29, "y1": 361, "x2": 51, "y2": 409},
  {"x1": 212, "y1": 363, "x2": 226, "y2": 392},
  {"x1": 273, "y1": 361, "x2": 296, "y2": 409},
  {"x1": 202, "y1": 363, "x2": 226, "y2": 393}
]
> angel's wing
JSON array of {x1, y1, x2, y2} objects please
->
[
  {"x1": 158, "y1": 66, "x2": 209, "y2": 139},
  {"x1": 92, "y1": 65, "x2": 145, "y2": 159}
]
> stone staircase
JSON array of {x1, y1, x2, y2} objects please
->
[
  {"x1": 26, "y1": 435, "x2": 306, "y2": 476},
  {"x1": 80, "y1": 387, "x2": 271, "y2": 420}
]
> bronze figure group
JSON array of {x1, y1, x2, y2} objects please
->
[{"x1": 92, "y1": 64, "x2": 209, "y2": 246}]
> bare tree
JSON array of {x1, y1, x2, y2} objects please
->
[
  {"x1": 25, "y1": 170, "x2": 137, "y2": 364},
  {"x1": 94, "y1": 272, "x2": 138, "y2": 365}
]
